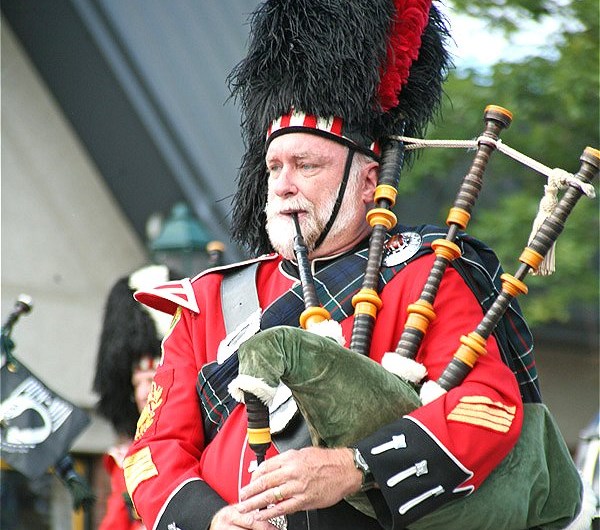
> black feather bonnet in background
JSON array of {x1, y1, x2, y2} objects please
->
[
  {"x1": 93, "y1": 265, "x2": 173, "y2": 438},
  {"x1": 228, "y1": 0, "x2": 451, "y2": 256}
]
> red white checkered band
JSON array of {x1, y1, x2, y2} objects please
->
[
  {"x1": 266, "y1": 110, "x2": 380, "y2": 158},
  {"x1": 267, "y1": 111, "x2": 342, "y2": 140},
  {"x1": 133, "y1": 356, "x2": 160, "y2": 372}
]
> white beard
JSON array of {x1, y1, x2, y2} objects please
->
[
  {"x1": 265, "y1": 195, "x2": 333, "y2": 260},
  {"x1": 265, "y1": 173, "x2": 363, "y2": 260}
]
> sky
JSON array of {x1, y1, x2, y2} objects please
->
[{"x1": 444, "y1": 7, "x2": 563, "y2": 70}]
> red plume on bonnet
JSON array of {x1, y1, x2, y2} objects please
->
[{"x1": 379, "y1": 0, "x2": 432, "y2": 111}]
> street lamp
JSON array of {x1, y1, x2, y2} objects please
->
[{"x1": 148, "y1": 202, "x2": 213, "y2": 277}]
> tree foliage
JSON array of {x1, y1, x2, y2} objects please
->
[{"x1": 399, "y1": 0, "x2": 599, "y2": 326}]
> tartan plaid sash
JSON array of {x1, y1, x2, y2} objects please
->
[
  {"x1": 450, "y1": 231, "x2": 541, "y2": 404},
  {"x1": 197, "y1": 225, "x2": 539, "y2": 443}
]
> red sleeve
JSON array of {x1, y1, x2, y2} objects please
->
[
  {"x1": 124, "y1": 260, "x2": 289, "y2": 529},
  {"x1": 411, "y1": 263, "x2": 523, "y2": 487}
]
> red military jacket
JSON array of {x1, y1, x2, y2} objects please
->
[{"x1": 125, "y1": 248, "x2": 523, "y2": 529}]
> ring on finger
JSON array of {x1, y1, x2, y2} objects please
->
[{"x1": 272, "y1": 485, "x2": 285, "y2": 503}]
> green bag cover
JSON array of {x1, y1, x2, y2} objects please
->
[
  {"x1": 236, "y1": 326, "x2": 421, "y2": 448},
  {"x1": 409, "y1": 403, "x2": 583, "y2": 530},
  {"x1": 235, "y1": 326, "x2": 582, "y2": 529}
]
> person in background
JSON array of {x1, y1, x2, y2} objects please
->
[{"x1": 93, "y1": 265, "x2": 173, "y2": 530}]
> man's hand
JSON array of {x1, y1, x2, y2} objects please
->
[
  {"x1": 236, "y1": 447, "x2": 362, "y2": 521},
  {"x1": 210, "y1": 504, "x2": 277, "y2": 529}
]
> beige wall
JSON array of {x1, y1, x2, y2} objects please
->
[{"x1": 1, "y1": 20, "x2": 147, "y2": 453}]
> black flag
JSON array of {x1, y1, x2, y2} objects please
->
[{"x1": 1, "y1": 357, "x2": 90, "y2": 479}]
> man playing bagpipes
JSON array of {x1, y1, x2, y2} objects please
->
[{"x1": 124, "y1": 1, "x2": 595, "y2": 529}]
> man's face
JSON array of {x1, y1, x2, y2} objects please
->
[{"x1": 264, "y1": 133, "x2": 376, "y2": 260}]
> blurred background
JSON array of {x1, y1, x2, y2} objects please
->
[{"x1": 1, "y1": 1, "x2": 598, "y2": 528}]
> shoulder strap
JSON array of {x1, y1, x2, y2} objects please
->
[{"x1": 220, "y1": 262, "x2": 260, "y2": 335}]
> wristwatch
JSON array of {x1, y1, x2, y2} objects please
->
[{"x1": 351, "y1": 447, "x2": 376, "y2": 491}]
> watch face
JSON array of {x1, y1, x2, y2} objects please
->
[
  {"x1": 356, "y1": 451, "x2": 368, "y2": 469},
  {"x1": 353, "y1": 448, "x2": 376, "y2": 491},
  {"x1": 353, "y1": 448, "x2": 369, "y2": 472}
]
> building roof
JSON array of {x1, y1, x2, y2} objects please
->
[{"x1": 2, "y1": 0, "x2": 259, "y2": 261}]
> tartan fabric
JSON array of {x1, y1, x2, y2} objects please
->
[
  {"x1": 196, "y1": 224, "x2": 540, "y2": 443},
  {"x1": 398, "y1": 225, "x2": 540, "y2": 403},
  {"x1": 449, "y1": 231, "x2": 541, "y2": 404},
  {"x1": 260, "y1": 242, "x2": 432, "y2": 329},
  {"x1": 196, "y1": 353, "x2": 240, "y2": 442}
]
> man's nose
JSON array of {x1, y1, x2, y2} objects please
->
[{"x1": 271, "y1": 167, "x2": 298, "y2": 198}]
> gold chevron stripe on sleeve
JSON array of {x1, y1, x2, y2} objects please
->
[
  {"x1": 124, "y1": 446, "x2": 158, "y2": 496},
  {"x1": 459, "y1": 395, "x2": 517, "y2": 414},
  {"x1": 447, "y1": 396, "x2": 516, "y2": 433}
]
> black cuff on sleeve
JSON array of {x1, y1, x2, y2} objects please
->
[
  {"x1": 356, "y1": 417, "x2": 471, "y2": 530},
  {"x1": 156, "y1": 479, "x2": 227, "y2": 530}
]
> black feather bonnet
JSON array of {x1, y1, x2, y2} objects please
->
[{"x1": 228, "y1": 0, "x2": 451, "y2": 256}]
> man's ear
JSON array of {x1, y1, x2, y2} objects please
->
[{"x1": 361, "y1": 162, "x2": 379, "y2": 204}]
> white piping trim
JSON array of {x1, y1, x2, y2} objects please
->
[
  {"x1": 190, "y1": 254, "x2": 278, "y2": 282},
  {"x1": 404, "y1": 415, "x2": 475, "y2": 488}
]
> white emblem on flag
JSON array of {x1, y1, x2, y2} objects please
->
[{"x1": 1, "y1": 377, "x2": 72, "y2": 448}]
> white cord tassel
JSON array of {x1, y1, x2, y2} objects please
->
[{"x1": 527, "y1": 170, "x2": 563, "y2": 276}]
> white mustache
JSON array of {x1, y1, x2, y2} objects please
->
[{"x1": 265, "y1": 197, "x2": 314, "y2": 217}]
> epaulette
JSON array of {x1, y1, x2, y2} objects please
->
[
  {"x1": 134, "y1": 254, "x2": 278, "y2": 316},
  {"x1": 134, "y1": 278, "x2": 199, "y2": 316}
]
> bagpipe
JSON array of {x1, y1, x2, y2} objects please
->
[
  {"x1": 0, "y1": 295, "x2": 95, "y2": 512},
  {"x1": 228, "y1": 106, "x2": 598, "y2": 529}
]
